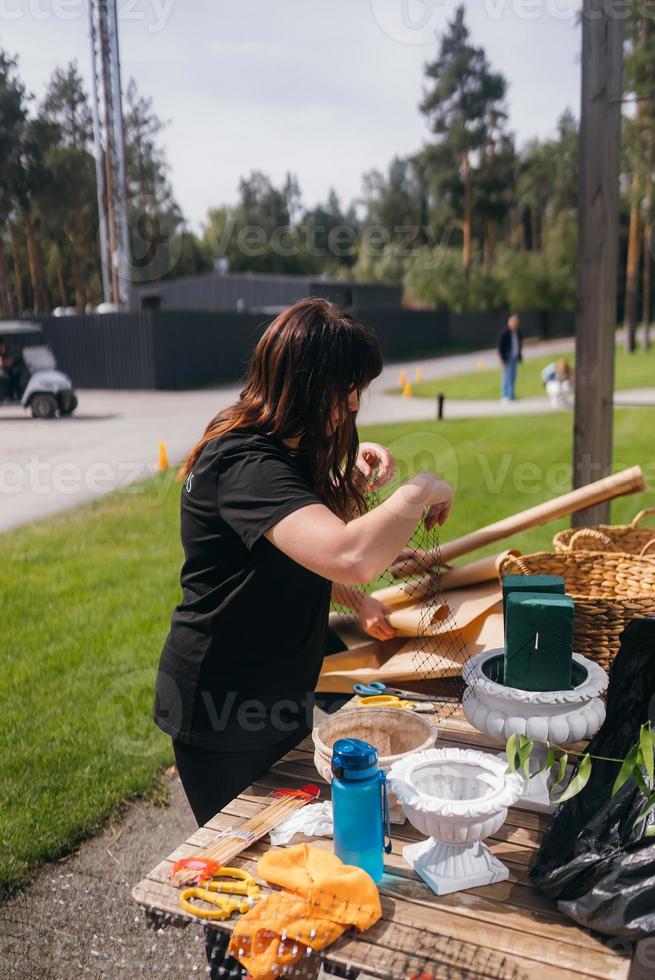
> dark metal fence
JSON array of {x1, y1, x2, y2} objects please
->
[
  {"x1": 0, "y1": 309, "x2": 574, "y2": 390},
  {"x1": 40, "y1": 313, "x2": 157, "y2": 388}
]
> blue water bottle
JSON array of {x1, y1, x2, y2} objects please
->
[{"x1": 331, "y1": 738, "x2": 391, "y2": 883}]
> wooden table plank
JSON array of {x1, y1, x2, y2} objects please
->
[
  {"x1": 230, "y1": 778, "x2": 540, "y2": 869},
  {"x1": 141, "y1": 852, "x2": 620, "y2": 971},
  {"x1": 133, "y1": 863, "x2": 592, "y2": 980},
  {"x1": 132, "y1": 706, "x2": 633, "y2": 980},
  {"x1": 137, "y1": 812, "x2": 629, "y2": 980}
]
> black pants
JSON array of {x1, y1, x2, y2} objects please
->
[
  {"x1": 173, "y1": 626, "x2": 351, "y2": 978},
  {"x1": 173, "y1": 625, "x2": 349, "y2": 824},
  {"x1": 173, "y1": 729, "x2": 309, "y2": 978},
  {"x1": 172, "y1": 729, "x2": 308, "y2": 827}
]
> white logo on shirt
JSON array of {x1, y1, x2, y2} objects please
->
[{"x1": 185, "y1": 473, "x2": 194, "y2": 493}]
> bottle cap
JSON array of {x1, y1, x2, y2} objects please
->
[{"x1": 331, "y1": 738, "x2": 378, "y2": 779}]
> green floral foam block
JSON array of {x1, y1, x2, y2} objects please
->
[
  {"x1": 504, "y1": 591, "x2": 574, "y2": 692},
  {"x1": 502, "y1": 574, "x2": 565, "y2": 623}
]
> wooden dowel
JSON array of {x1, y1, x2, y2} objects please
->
[{"x1": 392, "y1": 466, "x2": 646, "y2": 577}]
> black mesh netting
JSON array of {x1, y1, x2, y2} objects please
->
[{"x1": 328, "y1": 485, "x2": 469, "y2": 721}]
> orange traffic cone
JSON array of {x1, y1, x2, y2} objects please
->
[
  {"x1": 415, "y1": 367, "x2": 424, "y2": 383},
  {"x1": 158, "y1": 441, "x2": 169, "y2": 471},
  {"x1": 402, "y1": 380, "x2": 413, "y2": 398},
  {"x1": 399, "y1": 369, "x2": 407, "y2": 386}
]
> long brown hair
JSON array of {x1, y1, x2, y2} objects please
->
[{"x1": 180, "y1": 298, "x2": 382, "y2": 519}]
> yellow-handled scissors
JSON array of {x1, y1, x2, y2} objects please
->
[
  {"x1": 179, "y1": 867, "x2": 261, "y2": 921},
  {"x1": 353, "y1": 682, "x2": 455, "y2": 712},
  {"x1": 355, "y1": 693, "x2": 413, "y2": 710}
]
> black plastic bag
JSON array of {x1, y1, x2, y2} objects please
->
[{"x1": 530, "y1": 617, "x2": 655, "y2": 938}]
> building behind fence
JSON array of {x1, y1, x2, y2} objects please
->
[{"x1": 131, "y1": 272, "x2": 403, "y2": 314}]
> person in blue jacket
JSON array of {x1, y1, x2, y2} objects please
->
[{"x1": 497, "y1": 314, "x2": 523, "y2": 401}]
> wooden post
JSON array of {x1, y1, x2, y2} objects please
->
[{"x1": 572, "y1": 0, "x2": 624, "y2": 527}]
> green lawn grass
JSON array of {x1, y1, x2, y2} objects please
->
[
  {"x1": 2, "y1": 410, "x2": 654, "y2": 893},
  {"x1": 0, "y1": 476, "x2": 183, "y2": 894},
  {"x1": 389, "y1": 347, "x2": 655, "y2": 400}
]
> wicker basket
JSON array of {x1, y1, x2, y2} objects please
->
[
  {"x1": 553, "y1": 508, "x2": 655, "y2": 557},
  {"x1": 498, "y1": 551, "x2": 655, "y2": 670}
]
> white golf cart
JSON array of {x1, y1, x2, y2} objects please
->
[{"x1": 0, "y1": 321, "x2": 78, "y2": 419}]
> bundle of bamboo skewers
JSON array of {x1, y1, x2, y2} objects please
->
[{"x1": 171, "y1": 785, "x2": 320, "y2": 887}]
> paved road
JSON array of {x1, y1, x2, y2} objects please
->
[
  {"x1": 1, "y1": 336, "x2": 652, "y2": 532},
  {"x1": 0, "y1": 768, "x2": 206, "y2": 979}
]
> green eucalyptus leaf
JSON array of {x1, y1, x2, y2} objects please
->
[
  {"x1": 556, "y1": 752, "x2": 569, "y2": 786},
  {"x1": 552, "y1": 753, "x2": 592, "y2": 804},
  {"x1": 640, "y1": 725, "x2": 654, "y2": 786},
  {"x1": 535, "y1": 746, "x2": 555, "y2": 778},
  {"x1": 633, "y1": 766, "x2": 651, "y2": 799},
  {"x1": 518, "y1": 739, "x2": 535, "y2": 779},
  {"x1": 612, "y1": 744, "x2": 639, "y2": 797},
  {"x1": 506, "y1": 733, "x2": 519, "y2": 773}
]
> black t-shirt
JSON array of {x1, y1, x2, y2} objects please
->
[{"x1": 154, "y1": 428, "x2": 332, "y2": 750}]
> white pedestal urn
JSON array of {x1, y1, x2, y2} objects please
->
[
  {"x1": 462, "y1": 650, "x2": 608, "y2": 811},
  {"x1": 387, "y1": 747, "x2": 523, "y2": 895}
]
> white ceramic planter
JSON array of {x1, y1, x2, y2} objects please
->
[
  {"x1": 388, "y1": 747, "x2": 523, "y2": 895},
  {"x1": 312, "y1": 706, "x2": 437, "y2": 824},
  {"x1": 462, "y1": 649, "x2": 608, "y2": 809}
]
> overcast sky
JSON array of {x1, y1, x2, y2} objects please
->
[{"x1": 2, "y1": 0, "x2": 582, "y2": 231}]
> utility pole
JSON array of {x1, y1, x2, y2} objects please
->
[
  {"x1": 88, "y1": 0, "x2": 130, "y2": 307},
  {"x1": 572, "y1": 0, "x2": 624, "y2": 526}
]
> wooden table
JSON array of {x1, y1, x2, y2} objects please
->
[{"x1": 133, "y1": 709, "x2": 636, "y2": 980}]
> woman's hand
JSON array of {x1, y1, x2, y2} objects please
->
[
  {"x1": 395, "y1": 472, "x2": 453, "y2": 530},
  {"x1": 356, "y1": 442, "x2": 395, "y2": 490},
  {"x1": 332, "y1": 584, "x2": 397, "y2": 640},
  {"x1": 355, "y1": 593, "x2": 397, "y2": 641}
]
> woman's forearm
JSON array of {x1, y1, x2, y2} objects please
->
[{"x1": 265, "y1": 476, "x2": 451, "y2": 585}]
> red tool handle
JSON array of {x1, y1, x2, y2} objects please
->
[
  {"x1": 171, "y1": 857, "x2": 222, "y2": 882},
  {"x1": 272, "y1": 784, "x2": 320, "y2": 801}
]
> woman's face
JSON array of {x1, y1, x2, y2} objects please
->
[{"x1": 328, "y1": 386, "x2": 360, "y2": 433}]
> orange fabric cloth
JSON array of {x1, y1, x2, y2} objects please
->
[{"x1": 227, "y1": 843, "x2": 382, "y2": 979}]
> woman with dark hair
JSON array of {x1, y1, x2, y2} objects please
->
[{"x1": 154, "y1": 298, "x2": 453, "y2": 975}]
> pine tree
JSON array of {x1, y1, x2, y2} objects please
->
[
  {"x1": 124, "y1": 77, "x2": 184, "y2": 283},
  {"x1": 419, "y1": 5, "x2": 507, "y2": 279},
  {"x1": 40, "y1": 62, "x2": 98, "y2": 310},
  {"x1": 0, "y1": 50, "x2": 27, "y2": 314}
]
